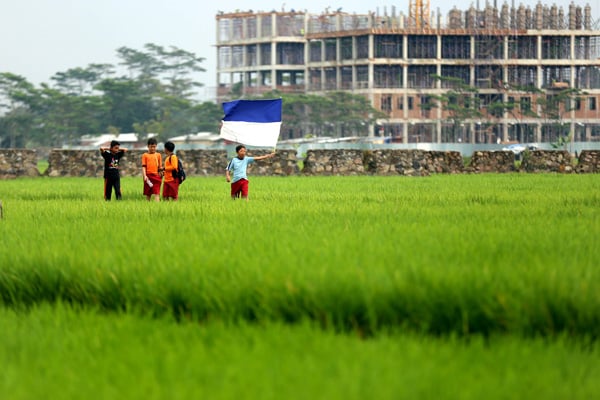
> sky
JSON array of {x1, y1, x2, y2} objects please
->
[{"x1": 1, "y1": 0, "x2": 598, "y2": 101}]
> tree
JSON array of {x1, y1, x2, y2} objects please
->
[
  {"x1": 255, "y1": 91, "x2": 386, "y2": 139},
  {"x1": 0, "y1": 109, "x2": 35, "y2": 148},
  {"x1": 0, "y1": 73, "x2": 38, "y2": 147},
  {"x1": 1, "y1": 43, "x2": 210, "y2": 148},
  {"x1": 320, "y1": 91, "x2": 385, "y2": 137},
  {"x1": 34, "y1": 85, "x2": 107, "y2": 146},
  {"x1": 136, "y1": 100, "x2": 222, "y2": 141},
  {"x1": 189, "y1": 101, "x2": 222, "y2": 133},
  {"x1": 117, "y1": 43, "x2": 205, "y2": 100},
  {"x1": 50, "y1": 64, "x2": 115, "y2": 96},
  {"x1": 428, "y1": 75, "x2": 483, "y2": 141},
  {"x1": 116, "y1": 46, "x2": 162, "y2": 79},
  {"x1": 95, "y1": 78, "x2": 157, "y2": 133},
  {"x1": 144, "y1": 43, "x2": 206, "y2": 98},
  {"x1": 535, "y1": 87, "x2": 585, "y2": 145}
]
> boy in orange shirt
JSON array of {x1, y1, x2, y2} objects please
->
[
  {"x1": 141, "y1": 138, "x2": 162, "y2": 201},
  {"x1": 162, "y1": 141, "x2": 179, "y2": 201}
]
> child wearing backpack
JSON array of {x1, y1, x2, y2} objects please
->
[{"x1": 162, "y1": 141, "x2": 180, "y2": 201}]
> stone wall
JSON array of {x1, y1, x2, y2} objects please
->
[
  {"x1": 46, "y1": 150, "x2": 145, "y2": 177},
  {"x1": 2, "y1": 148, "x2": 600, "y2": 178},
  {"x1": 0, "y1": 149, "x2": 40, "y2": 179},
  {"x1": 575, "y1": 150, "x2": 600, "y2": 173},
  {"x1": 44, "y1": 149, "x2": 299, "y2": 178},
  {"x1": 303, "y1": 149, "x2": 366, "y2": 175},
  {"x1": 466, "y1": 151, "x2": 516, "y2": 173},
  {"x1": 176, "y1": 150, "x2": 227, "y2": 176},
  {"x1": 360, "y1": 150, "x2": 463, "y2": 176},
  {"x1": 520, "y1": 150, "x2": 574, "y2": 173}
]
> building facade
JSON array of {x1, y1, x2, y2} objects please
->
[{"x1": 216, "y1": 3, "x2": 600, "y2": 144}]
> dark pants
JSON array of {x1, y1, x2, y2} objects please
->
[{"x1": 104, "y1": 175, "x2": 122, "y2": 200}]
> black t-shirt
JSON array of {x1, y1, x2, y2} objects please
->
[{"x1": 102, "y1": 150, "x2": 125, "y2": 178}]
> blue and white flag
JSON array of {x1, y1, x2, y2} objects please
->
[{"x1": 219, "y1": 98, "x2": 282, "y2": 147}]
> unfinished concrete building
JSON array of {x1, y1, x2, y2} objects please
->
[{"x1": 216, "y1": 2, "x2": 600, "y2": 144}]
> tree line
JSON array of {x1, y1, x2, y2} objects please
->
[
  {"x1": 425, "y1": 75, "x2": 586, "y2": 144},
  {"x1": 0, "y1": 43, "x2": 386, "y2": 148}
]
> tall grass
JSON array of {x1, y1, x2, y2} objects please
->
[
  {"x1": 0, "y1": 175, "x2": 599, "y2": 337},
  {"x1": 1, "y1": 303, "x2": 599, "y2": 400}
]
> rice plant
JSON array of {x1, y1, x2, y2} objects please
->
[{"x1": 1, "y1": 175, "x2": 598, "y2": 337}]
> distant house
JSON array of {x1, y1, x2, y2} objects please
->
[
  {"x1": 78, "y1": 133, "x2": 156, "y2": 149},
  {"x1": 167, "y1": 132, "x2": 223, "y2": 147},
  {"x1": 78, "y1": 132, "x2": 223, "y2": 150}
]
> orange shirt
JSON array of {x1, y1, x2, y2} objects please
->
[
  {"x1": 142, "y1": 152, "x2": 162, "y2": 175},
  {"x1": 164, "y1": 154, "x2": 178, "y2": 183}
]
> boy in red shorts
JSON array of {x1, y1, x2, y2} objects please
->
[
  {"x1": 142, "y1": 138, "x2": 163, "y2": 201},
  {"x1": 225, "y1": 144, "x2": 274, "y2": 201},
  {"x1": 162, "y1": 141, "x2": 179, "y2": 201}
]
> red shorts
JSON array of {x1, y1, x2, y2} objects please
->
[
  {"x1": 231, "y1": 179, "x2": 248, "y2": 198},
  {"x1": 162, "y1": 180, "x2": 179, "y2": 199},
  {"x1": 144, "y1": 173, "x2": 162, "y2": 196}
]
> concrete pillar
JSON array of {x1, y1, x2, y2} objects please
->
[
  {"x1": 535, "y1": 123, "x2": 542, "y2": 143},
  {"x1": 368, "y1": 35, "x2": 374, "y2": 89},
  {"x1": 336, "y1": 38, "x2": 341, "y2": 90},
  {"x1": 271, "y1": 14, "x2": 277, "y2": 90}
]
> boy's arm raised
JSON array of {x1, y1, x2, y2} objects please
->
[{"x1": 254, "y1": 152, "x2": 275, "y2": 161}]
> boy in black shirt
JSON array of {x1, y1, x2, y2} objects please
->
[{"x1": 100, "y1": 140, "x2": 127, "y2": 200}]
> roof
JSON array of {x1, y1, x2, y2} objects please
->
[
  {"x1": 168, "y1": 132, "x2": 222, "y2": 143},
  {"x1": 79, "y1": 133, "x2": 156, "y2": 148}
]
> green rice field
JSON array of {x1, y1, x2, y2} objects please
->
[{"x1": 0, "y1": 174, "x2": 599, "y2": 398}]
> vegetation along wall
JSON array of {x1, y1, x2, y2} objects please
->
[{"x1": 1, "y1": 149, "x2": 600, "y2": 179}]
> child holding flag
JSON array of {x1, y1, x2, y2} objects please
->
[{"x1": 225, "y1": 145, "x2": 274, "y2": 201}]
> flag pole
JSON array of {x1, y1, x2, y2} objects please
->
[{"x1": 274, "y1": 96, "x2": 281, "y2": 154}]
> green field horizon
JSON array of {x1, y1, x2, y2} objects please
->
[{"x1": 1, "y1": 175, "x2": 598, "y2": 398}]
